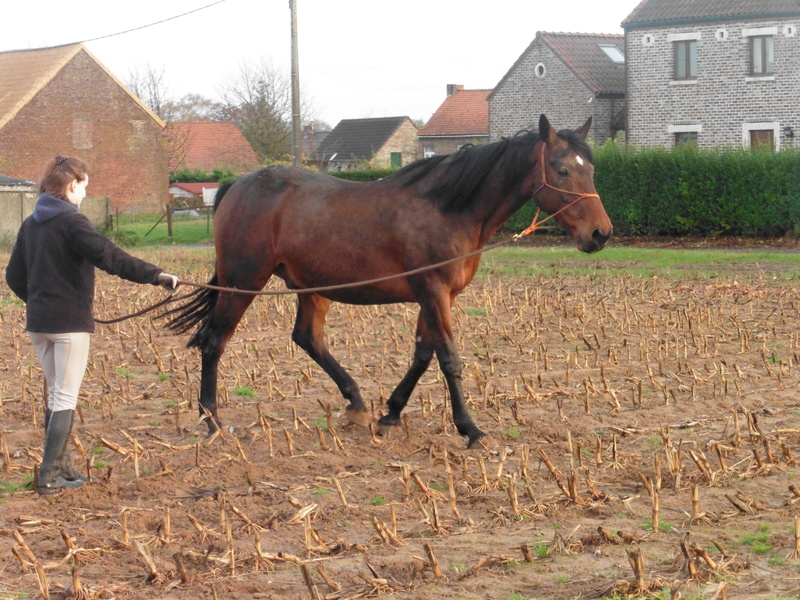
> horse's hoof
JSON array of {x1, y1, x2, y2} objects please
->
[
  {"x1": 467, "y1": 434, "x2": 497, "y2": 450},
  {"x1": 345, "y1": 408, "x2": 370, "y2": 428}
]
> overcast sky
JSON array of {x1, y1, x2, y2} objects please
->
[{"x1": 3, "y1": 0, "x2": 636, "y2": 127}]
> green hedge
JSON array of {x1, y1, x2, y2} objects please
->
[{"x1": 507, "y1": 144, "x2": 800, "y2": 237}]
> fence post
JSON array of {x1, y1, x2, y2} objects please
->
[{"x1": 166, "y1": 205, "x2": 173, "y2": 237}]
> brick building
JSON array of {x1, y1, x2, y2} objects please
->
[
  {"x1": 417, "y1": 85, "x2": 490, "y2": 158},
  {"x1": 623, "y1": 0, "x2": 800, "y2": 149},
  {"x1": 488, "y1": 32, "x2": 625, "y2": 145},
  {"x1": 310, "y1": 116, "x2": 418, "y2": 171},
  {"x1": 0, "y1": 44, "x2": 168, "y2": 211}
]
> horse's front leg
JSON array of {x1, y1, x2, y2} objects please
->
[
  {"x1": 378, "y1": 314, "x2": 434, "y2": 429},
  {"x1": 419, "y1": 293, "x2": 486, "y2": 448},
  {"x1": 292, "y1": 294, "x2": 369, "y2": 426}
]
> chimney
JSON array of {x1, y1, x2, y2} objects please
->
[{"x1": 446, "y1": 84, "x2": 464, "y2": 97}]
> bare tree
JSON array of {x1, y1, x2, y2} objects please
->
[
  {"x1": 126, "y1": 63, "x2": 174, "y2": 121},
  {"x1": 166, "y1": 94, "x2": 227, "y2": 122},
  {"x1": 217, "y1": 58, "x2": 316, "y2": 163}
]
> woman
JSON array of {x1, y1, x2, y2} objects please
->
[{"x1": 5, "y1": 156, "x2": 179, "y2": 495}]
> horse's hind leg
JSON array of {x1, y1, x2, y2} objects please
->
[
  {"x1": 292, "y1": 294, "x2": 369, "y2": 427},
  {"x1": 198, "y1": 292, "x2": 258, "y2": 433},
  {"x1": 377, "y1": 314, "x2": 434, "y2": 429}
]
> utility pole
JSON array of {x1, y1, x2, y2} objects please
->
[{"x1": 290, "y1": 0, "x2": 302, "y2": 167}]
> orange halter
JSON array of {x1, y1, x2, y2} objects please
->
[{"x1": 515, "y1": 142, "x2": 601, "y2": 239}]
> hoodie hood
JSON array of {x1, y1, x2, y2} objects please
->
[{"x1": 32, "y1": 193, "x2": 77, "y2": 224}]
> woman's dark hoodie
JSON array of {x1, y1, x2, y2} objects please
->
[{"x1": 5, "y1": 194, "x2": 163, "y2": 333}]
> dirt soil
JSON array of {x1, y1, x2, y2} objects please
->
[{"x1": 1, "y1": 240, "x2": 799, "y2": 600}]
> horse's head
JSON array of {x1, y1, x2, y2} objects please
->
[{"x1": 529, "y1": 114, "x2": 612, "y2": 253}]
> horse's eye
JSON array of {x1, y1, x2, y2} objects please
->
[{"x1": 558, "y1": 168, "x2": 569, "y2": 177}]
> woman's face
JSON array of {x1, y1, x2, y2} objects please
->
[{"x1": 66, "y1": 176, "x2": 89, "y2": 206}]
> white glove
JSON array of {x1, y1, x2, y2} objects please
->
[{"x1": 157, "y1": 273, "x2": 179, "y2": 292}]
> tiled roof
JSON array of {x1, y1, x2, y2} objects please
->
[
  {"x1": 314, "y1": 116, "x2": 413, "y2": 161},
  {"x1": 418, "y1": 89, "x2": 490, "y2": 137},
  {"x1": 491, "y1": 32, "x2": 625, "y2": 98},
  {"x1": 0, "y1": 44, "x2": 163, "y2": 130},
  {"x1": 539, "y1": 32, "x2": 626, "y2": 95},
  {"x1": 164, "y1": 121, "x2": 261, "y2": 172},
  {"x1": 623, "y1": 0, "x2": 800, "y2": 28}
]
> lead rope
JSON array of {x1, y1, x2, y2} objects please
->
[{"x1": 95, "y1": 143, "x2": 599, "y2": 324}]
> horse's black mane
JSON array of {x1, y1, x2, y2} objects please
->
[{"x1": 390, "y1": 129, "x2": 592, "y2": 214}]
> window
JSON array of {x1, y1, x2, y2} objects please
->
[
  {"x1": 749, "y1": 35, "x2": 773, "y2": 75},
  {"x1": 675, "y1": 131, "x2": 698, "y2": 145},
  {"x1": 423, "y1": 146, "x2": 435, "y2": 158},
  {"x1": 534, "y1": 63, "x2": 546, "y2": 78},
  {"x1": 390, "y1": 152, "x2": 402, "y2": 168},
  {"x1": 674, "y1": 40, "x2": 697, "y2": 80}
]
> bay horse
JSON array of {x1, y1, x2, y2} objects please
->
[{"x1": 167, "y1": 114, "x2": 612, "y2": 448}]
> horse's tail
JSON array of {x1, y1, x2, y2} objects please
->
[
  {"x1": 213, "y1": 183, "x2": 234, "y2": 212},
  {"x1": 164, "y1": 274, "x2": 220, "y2": 349}
]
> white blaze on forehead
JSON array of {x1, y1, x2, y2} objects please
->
[{"x1": 576, "y1": 156, "x2": 585, "y2": 166}]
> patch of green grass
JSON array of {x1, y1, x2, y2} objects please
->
[
  {"x1": 478, "y1": 246, "x2": 800, "y2": 281},
  {"x1": 503, "y1": 426, "x2": 522, "y2": 439},
  {"x1": 556, "y1": 574, "x2": 571, "y2": 584},
  {"x1": 233, "y1": 386, "x2": 257, "y2": 397},
  {"x1": 159, "y1": 374, "x2": 170, "y2": 381},
  {"x1": 534, "y1": 541, "x2": 550, "y2": 559},
  {"x1": 116, "y1": 366, "x2": 133, "y2": 378},
  {"x1": 149, "y1": 419, "x2": 161, "y2": 427},
  {"x1": 94, "y1": 460, "x2": 109, "y2": 468},
  {"x1": 466, "y1": 307, "x2": 487, "y2": 315},
  {"x1": 1, "y1": 475, "x2": 34, "y2": 494},
  {"x1": 371, "y1": 496, "x2": 387, "y2": 506},
  {"x1": 312, "y1": 487, "x2": 329, "y2": 497},
  {"x1": 642, "y1": 518, "x2": 674, "y2": 533},
  {"x1": 752, "y1": 543, "x2": 772, "y2": 555},
  {"x1": 313, "y1": 415, "x2": 328, "y2": 430},
  {"x1": 92, "y1": 447, "x2": 105, "y2": 455}
]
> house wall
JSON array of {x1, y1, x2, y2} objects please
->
[
  {"x1": 374, "y1": 120, "x2": 419, "y2": 167},
  {"x1": 417, "y1": 135, "x2": 490, "y2": 158},
  {"x1": 626, "y1": 19, "x2": 800, "y2": 148},
  {"x1": 489, "y1": 41, "x2": 618, "y2": 145},
  {"x1": 0, "y1": 50, "x2": 168, "y2": 211}
]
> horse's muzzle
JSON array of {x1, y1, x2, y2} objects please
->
[{"x1": 579, "y1": 227, "x2": 612, "y2": 253}]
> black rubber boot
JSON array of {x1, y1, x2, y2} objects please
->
[
  {"x1": 38, "y1": 410, "x2": 85, "y2": 495},
  {"x1": 44, "y1": 409, "x2": 87, "y2": 482}
]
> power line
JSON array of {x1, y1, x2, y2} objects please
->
[{"x1": 78, "y1": 0, "x2": 228, "y2": 45}]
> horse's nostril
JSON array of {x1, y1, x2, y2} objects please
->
[{"x1": 592, "y1": 228, "x2": 610, "y2": 245}]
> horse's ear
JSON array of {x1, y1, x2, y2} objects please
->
[
  {"x1": 539, "y1": 114, "x2": 557, "y2": 143},
  {"x1": 575, "y1": 116, "x2": 593, "y2": 139}
]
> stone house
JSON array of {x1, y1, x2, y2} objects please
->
[
  {"x1": 0, "y1": 44, "x2": 168, "y2": 211},
  {"x1": 488, "y1": 32, "x2": 626, "y2": 145},
  {"x1": 622, "y1": 0, "x2": 800, "y2": 149},
  {"x1": 310, "y1": 116, "x2": 418, "y2": 171},
  {"x1": 417, "y1": 85, "x2": 490, "y2": 158}
]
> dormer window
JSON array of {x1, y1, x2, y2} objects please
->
[{"x1": 598, "y1": 44, "x2": 625, "y2": 64}]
